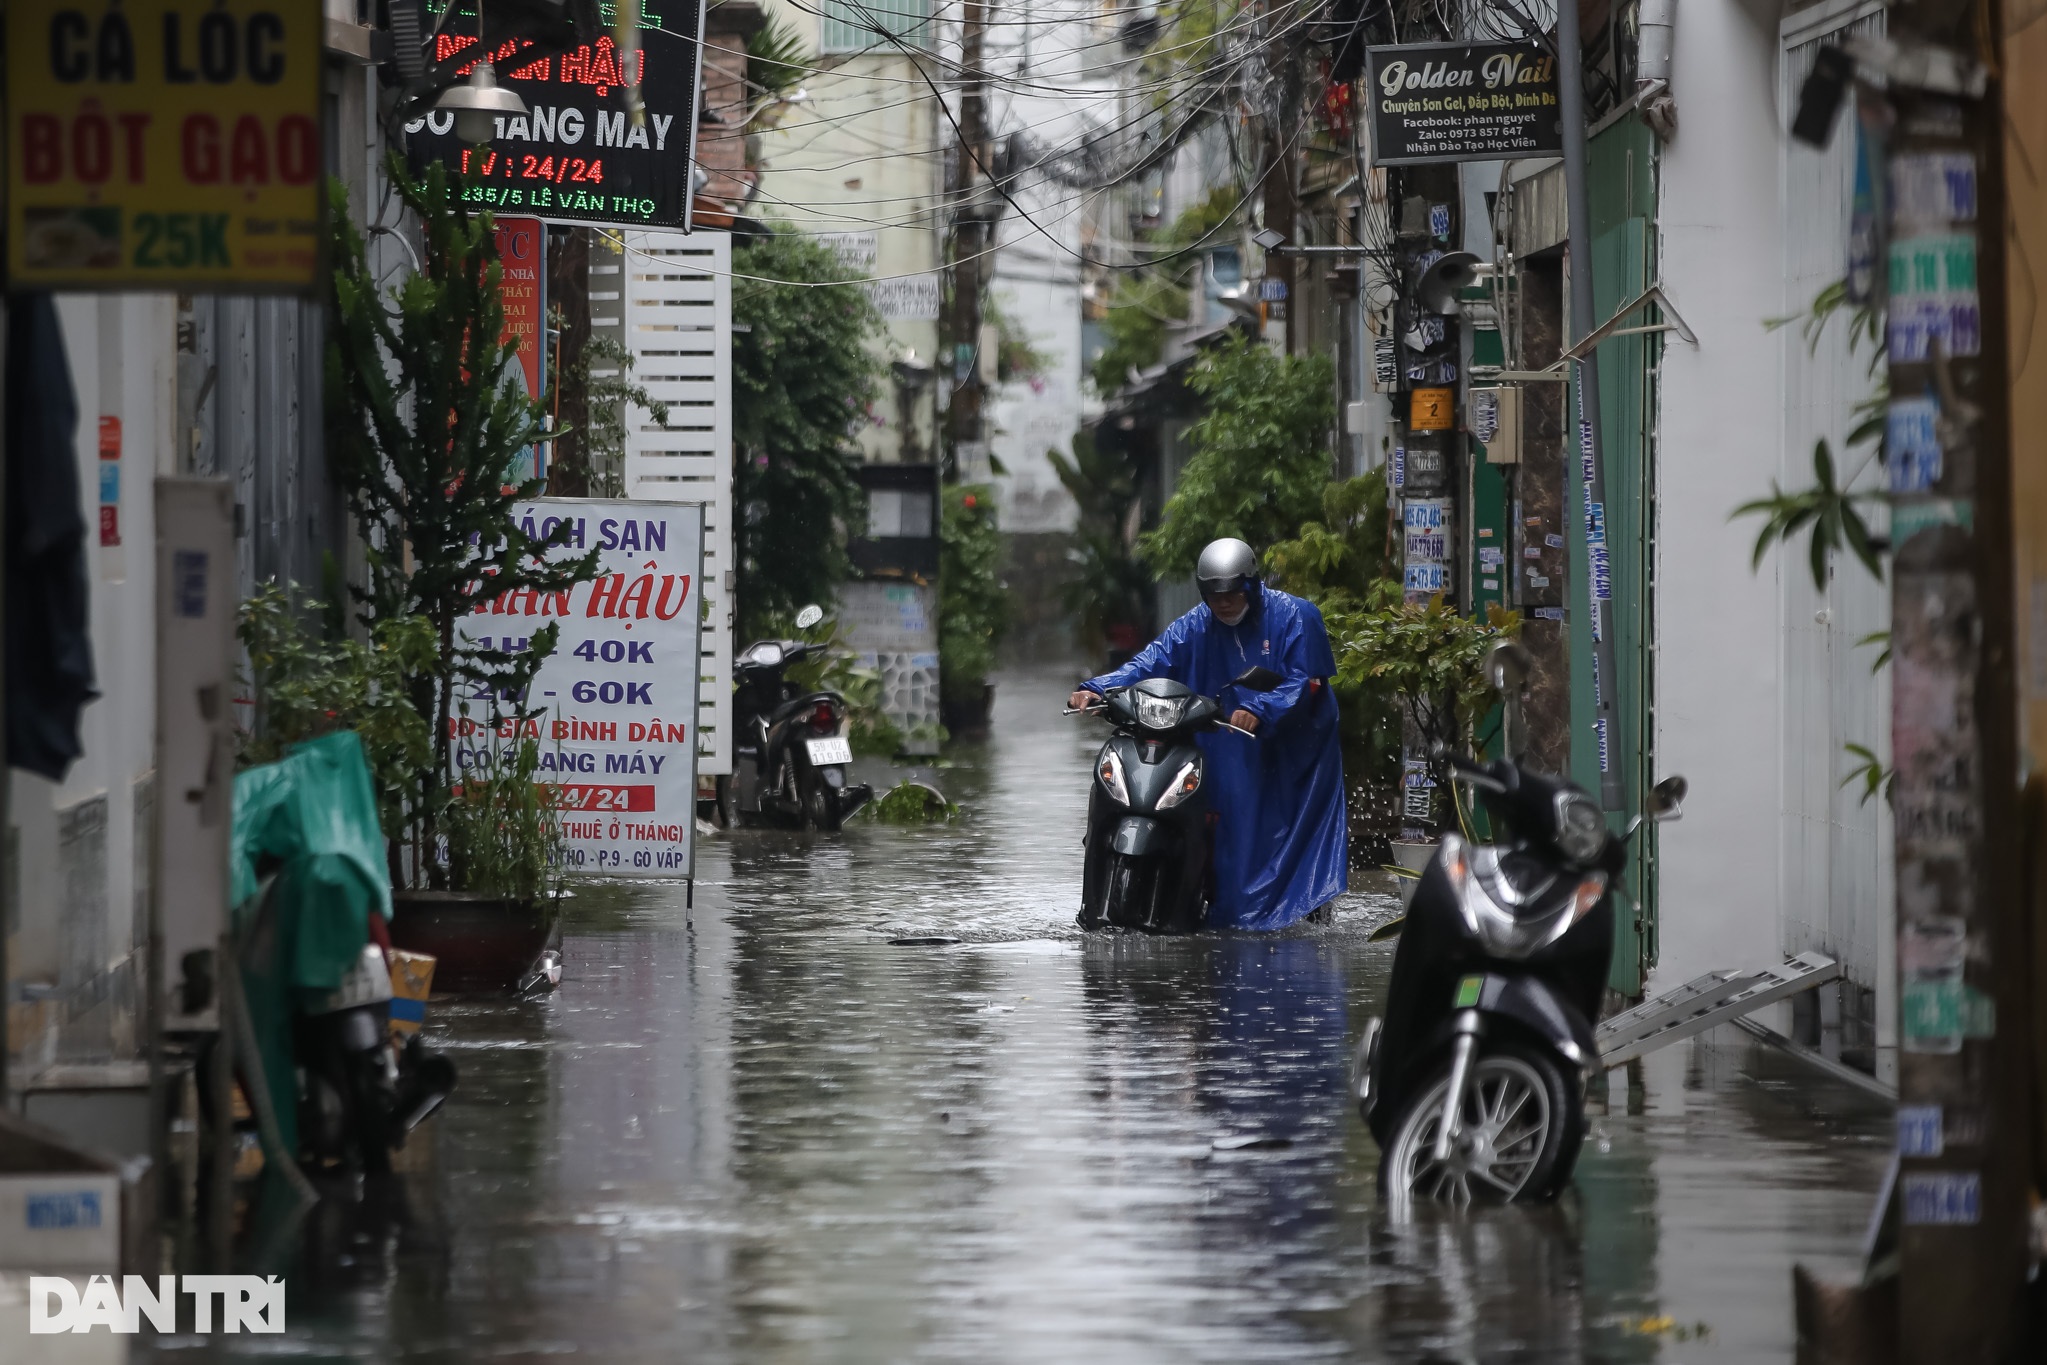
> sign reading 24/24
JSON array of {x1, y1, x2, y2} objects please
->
[
  {"x1": 5, "y1": 0, "x2": 323, "y2": 290},
  {"x1": 455, "y1": 500, "x2": 706, "y2": 879}
]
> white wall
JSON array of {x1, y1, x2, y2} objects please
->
[
  {"x1": 7, "y1": 295, "x2": 173, "y2": 1072},
  {"x1": 983, "y1": 0, "x2": 1118, "y2": 533},
  {"x1": 1649, "y1": 0, "x2": 1788, "y2": 990}
]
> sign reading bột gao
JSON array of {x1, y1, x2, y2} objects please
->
[
  {"x1": 1365, "y1": 42, "x2": 1561, "y2": 165},
  {"x1": 404, "y1": 2, "x2": 703, "y2": 230},
  {"x1": 5, "y1": 0, "x2": 323, "y2": 289},
  {"x1": 455, "y1": 500, "x2": 705, "y2": 878}
]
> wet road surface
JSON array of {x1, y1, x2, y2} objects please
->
[{"x1": 176, "y1": 667, "x2": 1891, "y2": 1363}]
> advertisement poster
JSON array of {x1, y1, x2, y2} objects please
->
[
  {"x1": 455, "y1": 499, "x2": 704, "y2": 878},
  {"x1": 838, "y1": 580, "x2": 941, "y2": 756},
  {"x1": 495, "y1": 216, "x2": 546, "y2": 484},
  {"x1": 5, "y1": 0, "x2": 324, "y2": 290},
  {"x1": 1364, "y1": 42, "x2": 1561, "y2": 165},
  {"x1": 405, "y1": 1, "x2": 705, "y2": 230}
]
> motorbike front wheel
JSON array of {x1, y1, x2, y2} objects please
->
[
  {"x1": 1377, "y1": 1039, "x2": 1578, "y2": 1215},
  {"x1": 1101, "y1": 852, "x2": 1160, "y2": 928}
]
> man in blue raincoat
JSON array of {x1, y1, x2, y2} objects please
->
[{"x1": 1069, "y1": 538, "x2": 1348, "y2": 930}]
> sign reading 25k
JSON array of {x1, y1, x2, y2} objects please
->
[{"x1": 5, "y1": 0, "x2": 322, "y2": 290}]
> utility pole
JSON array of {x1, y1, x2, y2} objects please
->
[
  {"x1": 946, "y1": 0, "x2": 993, "y2": 480},
  {"x1": 546, "y1": 226, "x2": 593, "y2": 497},
  {"x1": 1553, "y1": 0, "x2": 1626, "y2": 812},
  {"x1": 1877, "y1": 2, "x2": 2031, "y2": 1357},
  {"x1": 1260, "y1": 126, "x2": 1298, "y2": 354}
]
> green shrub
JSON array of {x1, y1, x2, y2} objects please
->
[
  {"x1": 939, "y1": 485, "x2": 1009, "y2": 705},
  {"x1": 862, "y1": 780, "x2": 957, "y2": 824},
  {"x1": 1137, "y1": 336, "x2": 1336, "y2": 577}
]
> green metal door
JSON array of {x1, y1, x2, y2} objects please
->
[{"x1": 1567, "y1": 124, "x2": 1660, "y2": 998}]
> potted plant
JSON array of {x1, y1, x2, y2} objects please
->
[
  {"x1": 323, "y1": 158, "x2": 602, "y2": 986},
  {"x1": 1329, "y1": 587, "x2": 1521, "y2": 904},
  {"x1": 938, "y1": 484, "x2": 1010, "y2": 740}
]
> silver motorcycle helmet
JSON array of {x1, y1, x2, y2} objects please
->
[{"x1": 1195, "y1": 537, "x2": 1260, "y2": 598}]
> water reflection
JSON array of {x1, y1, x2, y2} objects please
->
[{"x1": 165, "y1": 668, "x2": 1885, "y2": 1364}]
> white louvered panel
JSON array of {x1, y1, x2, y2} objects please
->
[
  {"x1": 622, "y1": 230, "x2": 734, "y2": 776},
  {"x1": 1776, "y1": 0, "x2": 1891, "y2": 996}
]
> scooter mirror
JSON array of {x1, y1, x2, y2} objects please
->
[
  {"x1": 1232, "y1": 665, "x2": 1284, "y2": 692},
  {"x1": 1484, "y1": 640, "x2": 1533, "y2": 695},
  {"x1": 795, "y1": 604, "x2": 825, "y2": 630},
  {"x1": 1646, "y1": 774, "x2": 1688, "y2": 821}
]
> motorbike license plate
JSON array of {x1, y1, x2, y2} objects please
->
[{"x1": 806, "y1": 736, "x2": 853, "y2": 765}]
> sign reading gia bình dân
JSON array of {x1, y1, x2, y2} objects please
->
[
  {"x1": 5, "y1": 0, "x2": 324, "y2": 289},
  {"x1": 1365, "y1": 41, "x2": 1561, "y2": 166},
  {"x1": 455, "y1": 499, "x2": 705, "y2": 878},
  {"x1": 404, "y1": 1, "x2": 704, "y2": 230}
]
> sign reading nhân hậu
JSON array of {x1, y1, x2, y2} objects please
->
[
  {"x1": 455, "y1": 499, "x2": 704, "y2": 878},
  {"x1": 405, "y1": 2, "x2": 704, "y2": 230}
]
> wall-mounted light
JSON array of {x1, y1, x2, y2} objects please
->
[{"x1": 437, "y1": 61, "x2": 528, "y2": 143}]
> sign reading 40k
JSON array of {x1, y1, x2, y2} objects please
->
[
  {"x1": 455, "y1": 499, "x2": 705, "y2": 880},
  {"x1": 5, "y1": 0, "x2": 323, "y2": 290}
]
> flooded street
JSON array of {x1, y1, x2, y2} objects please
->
[{"x1": 193, "y1": 668, "x2": 1890, "y2": 1363}]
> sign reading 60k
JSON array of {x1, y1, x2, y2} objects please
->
[{"x1": 5, "y1": 0, "x2": 323, "y2": 290}]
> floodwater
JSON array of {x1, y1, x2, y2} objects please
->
[{"x1": 168, "y1": 668, "x2": 1890, "y2": 1364}]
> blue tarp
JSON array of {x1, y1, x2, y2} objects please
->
[{"x1": 1085, "y1": 586, "x2": 1349, "y2": 930}]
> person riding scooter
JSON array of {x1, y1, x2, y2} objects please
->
[{"x1": 1068, "y1": 538, "x2": 1348, "y2": 930}]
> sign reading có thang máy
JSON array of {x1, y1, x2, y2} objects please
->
[
  {"x1": 1365, "y1": 41, "x2": 1561, "y2": 166},
  {"x1": 5, "y1": 0, "x2": 324, "y2": 289},
  {"x1": 404, "y1": 1, "x2": 704, "y2": 231},
  {"x1": 455, "y1": 500, "x2": 706, "y2": 879}
]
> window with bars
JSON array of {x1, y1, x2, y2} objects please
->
[{"x1": 819, "y1": 0, "x2": 931, "y2": 53}]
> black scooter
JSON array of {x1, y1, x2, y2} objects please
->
[
  {"x1": 1068, "y1": 666, "x2": 1280, "y2": 933},
  {"x1": 718, "y1": 605, "x2": 873, "y2": 832},
  {"x1": 211, "y1": 876, "x2": 455, "y2": 1178},
  {"x1": 1355, "y1": 642, "x2": 1685, "y2": 1212}
]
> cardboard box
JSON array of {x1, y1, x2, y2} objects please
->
[
  {"x1": 387, "y1": 949, "x2": 437, "y2": 1039},
  {"x1": 0, "y1": 1112, "x2": 142, "y2": 1274}
]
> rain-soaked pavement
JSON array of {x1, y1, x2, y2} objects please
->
[{"x1": 179, "y1": 667, "x2": 1891, "y2": 1364}]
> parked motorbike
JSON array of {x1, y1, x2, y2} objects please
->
[
  {"x1": 1066, "y1": 666, "x2": 1281, "y2": 933},
  {"x1": 1355, "y1": 642, "x2": 1686, "y2": 1212},
  {"x1": 718, "y1": 604, "x2": 874, "y2": 832},
  {"x1": 297, "y1": 942, "x2": 456, "y2": 1176}
]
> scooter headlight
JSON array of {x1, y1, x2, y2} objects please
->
[
  {"x1": 1552, "y1": 790, "x2": 1610, "y2": 863},
  {"x1": 1097, "y1": 748, "x2": 1131, "y2": 805},
  {"x1": 1155, "y1": 759, "x2": 1202, "y2": 810},
  {"x1": 1132, "y1": 692, "x2": 1188, "y2": 731},
  {"x1": 1441, "y1": 835, "x2": 1609, "y2": 960}
]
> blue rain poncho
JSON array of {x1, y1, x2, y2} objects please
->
[{"x1": 1084, "y1": 586, "x2": 1348, "y2": 930}]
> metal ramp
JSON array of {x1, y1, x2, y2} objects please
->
[{"x1": 1596, "y1": 951, "x2": 1842, "y2": 1068}]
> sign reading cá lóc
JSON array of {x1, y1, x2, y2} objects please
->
[
  {"x1": 1365, "y1": 42, "x2": 1561, "y2": 166},
  {"x1": 5, "y1": 0, "x2": 324, "y2": 290}
]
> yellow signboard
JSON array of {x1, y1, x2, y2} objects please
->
[
  {"x1": 1409, "y1": 386, "x2": 1456, "y2": 432},
  {"x1": 5, "y1": 0, "x2": 323, "y2": 290}
]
